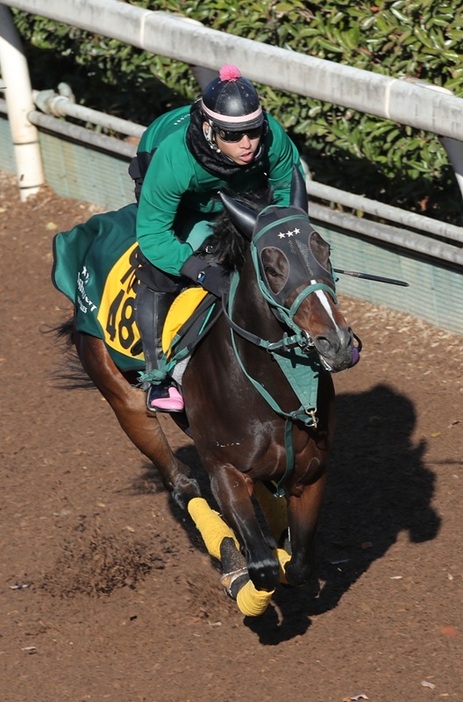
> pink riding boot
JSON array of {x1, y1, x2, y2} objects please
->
[{"x1": 147, "y1": 383, "x2": 184, "y2": 413}]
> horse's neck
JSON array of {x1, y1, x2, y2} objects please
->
[{"x1": 225, "y1": 256, "x2": 313, "y2": 415}]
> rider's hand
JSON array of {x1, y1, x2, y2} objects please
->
[{"x1": 180, "y1": 256, "x2": 230, "y2": 297}]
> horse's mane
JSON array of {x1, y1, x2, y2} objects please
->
[{"x1": 204, "y1": 187, "x2": 272, "y2": 272}]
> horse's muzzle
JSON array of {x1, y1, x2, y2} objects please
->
[{"x1": 314, "y1": 327, "x2": 360, "y2": 373}]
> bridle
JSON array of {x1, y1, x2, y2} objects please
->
[
  {"x1": 222, "y1": 205, "x2": 339, "y2": 357},
  {"x1": 220, "y1": 204, "x2": 342, "y2": 438}
]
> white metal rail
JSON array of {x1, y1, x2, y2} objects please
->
[{"x1": 2, "y1": 0, "x2": 463, "y2": 141}]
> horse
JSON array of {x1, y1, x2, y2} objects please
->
[{"x1": 53, "y1": 167, "x2": 360, "y2": 612}]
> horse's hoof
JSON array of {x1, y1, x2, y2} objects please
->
[
  {"x1": 248, "y1": 557, "x2": 280, "y2": 593},
  {"x1": 221, "y1": 570, "x2": 249, "y2": 600},
  {"x1": 220, "y1": 537, "x2": 249, "y2": 600}
]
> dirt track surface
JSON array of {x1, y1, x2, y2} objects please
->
[{"x1": 1, "y1": 171, "x2": 462, "y2": 702}]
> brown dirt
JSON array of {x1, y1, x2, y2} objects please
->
[{"x1": 1, "y1": 171, "x2": 462, "y2": 702}]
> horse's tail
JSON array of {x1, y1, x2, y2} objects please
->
[
  {"x1": 49, "y1": 316, "x2": 96, "y2": 389},
  {"x1": 54, "y1": 316, "x2": 76, "y2": 348}
]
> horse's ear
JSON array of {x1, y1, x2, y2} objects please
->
[
  {"x1": 219, "y1": 191, "x2": 257, "y2": 241},
  {"x1": 290, "y1": 165, "x2": 308, "y2": 213}
]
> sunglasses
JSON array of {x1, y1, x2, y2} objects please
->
[{"x1": 215, "y1": 126, "x2": 262, "y2": 143}]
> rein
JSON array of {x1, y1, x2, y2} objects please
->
[{"x1": 224, "y1": 272, "x2": 322, "y2": 426}]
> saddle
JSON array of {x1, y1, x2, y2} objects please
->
[{"x1": 158, "y1": 287, "x2": 222, "y2": 371}]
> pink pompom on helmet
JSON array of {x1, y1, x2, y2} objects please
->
[
  {"x1": 219, "y1": 64, "x2": 242, "y2": 82},
  {"x1": 201, "y1": 64, "x2": 263, "y2": 132}
]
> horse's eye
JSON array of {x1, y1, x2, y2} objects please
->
[
  {"x1": 261, "y1": 248, "x2": 289, "y2": 293},
  {"x1": 264, "y1": 266, "x2": 280, "y2": 279}
]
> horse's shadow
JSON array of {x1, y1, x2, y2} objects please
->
[
  {"x1": 139, "y1": 382, "x2": 441, "y2": 644},
  {"x1": 315, "y1": 382, "x2": 440, "y2": 610}
]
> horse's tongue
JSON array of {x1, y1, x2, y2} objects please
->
[{"x1": 350, "y1": 346, "x2": 360, "y2": 367}]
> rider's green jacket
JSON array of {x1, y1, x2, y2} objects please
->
[{"x1": 136, "y1": 105, "x2": 303, "y2": 276}]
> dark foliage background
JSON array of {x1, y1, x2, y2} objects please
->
[{"x1": 10, "y1": 0, "x2": 463, "y2": 223}]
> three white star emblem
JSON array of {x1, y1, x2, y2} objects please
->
[{"x1": 278, "y1": 227, "x2": 301, "y2": 239}]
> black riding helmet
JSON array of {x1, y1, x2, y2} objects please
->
[{"x1": 201, "y1": 65, "x2": 265, "y2": 133}]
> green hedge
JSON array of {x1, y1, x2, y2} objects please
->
[{"x1": 9, "y1": 0, "x2": 463, "y2": 223}]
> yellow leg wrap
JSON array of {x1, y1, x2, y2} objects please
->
[
  {"x1": 275, "y1": 548, "x2": 291, "y2": 585},
  {"x1": 187, "y1": 497, "x2": 239, "y2": 560},
  {"x1": 236, "y1": 579, "x2": 275, "y2": 617},
  {"x1": 188, "y1": 498, "x2": 288, "y2": 616}
]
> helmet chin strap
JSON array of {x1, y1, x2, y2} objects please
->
[{"x1": 203, "y1": 122, "x2": 221, "y2": 152}]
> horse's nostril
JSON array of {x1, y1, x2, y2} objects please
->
[
  {"x1": 314, "y1": 335, "x2": 337, "y2": 356},
  {"x1": 315, "y1": 328, "x2": 352, "y2": 358}
]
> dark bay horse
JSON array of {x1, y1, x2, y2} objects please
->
[{"x1": 54, "y1": 168, "x2": 359, "y2": 607}]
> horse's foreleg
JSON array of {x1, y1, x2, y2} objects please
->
[
  {"x1": 209, "y1": 465, "x2": 279, "y2": 592},
  {"x1": 75, "y1": 334, "x2": 200, "y2": 508},
  {"x1": 284, "y1": 467, "x2": 326, "y2": 587}
]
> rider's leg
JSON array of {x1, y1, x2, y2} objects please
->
[
  {"x1": 134, "y1": 216, "x2": 213, "y2": 413},
  {"x1": 135, "y1": 282, "x2": 184, "y2": 413}
]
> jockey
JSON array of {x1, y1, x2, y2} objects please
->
[{"x1": 131, "y1": 64, "x2": 304, "y2": 413}]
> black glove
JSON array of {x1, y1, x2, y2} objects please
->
[{"x1": 180, "y1": 256, "x2": 230, "y2": 297}]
